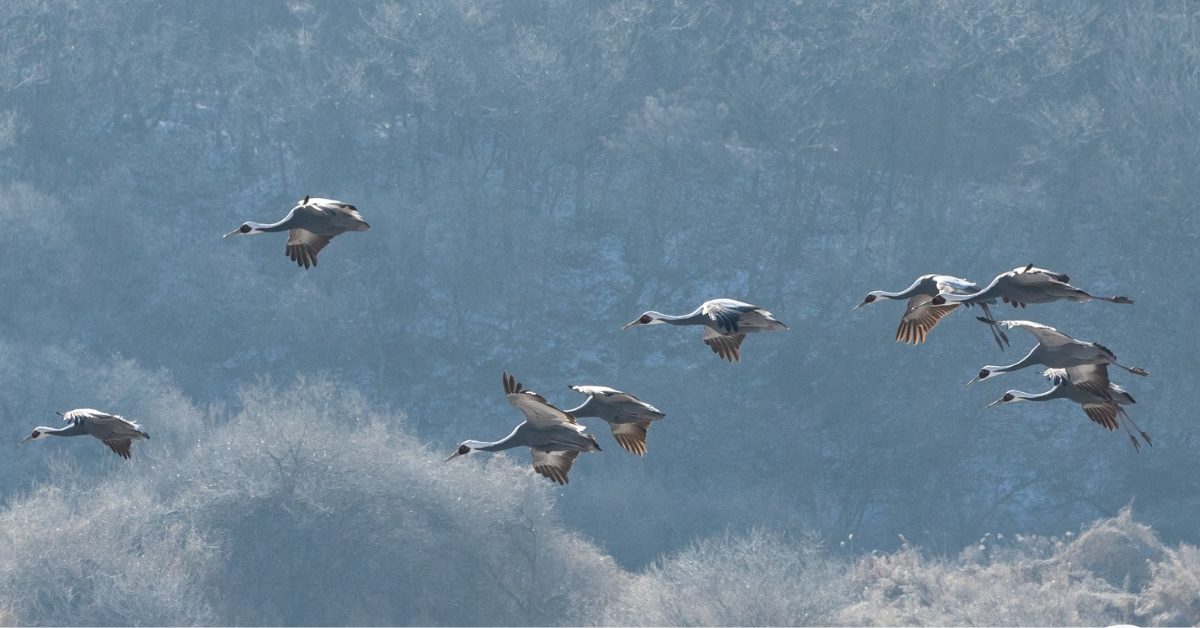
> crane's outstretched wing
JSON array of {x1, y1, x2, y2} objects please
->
[
  {"x1": 309, "y1": 199, "x2": 370, "y2": 232},
  {"x1": 62, "y1": 408, "x2": 146, "y2": 435},
  {"x1": 1010, "y1": 265, "x2": 1069, "y2": 284},
  {"x1": 1061, "y1": 363, "x2": 1115, "y2": 400},
  {"x1": 568, "y1": 385, "x2": 665, "y2": 418},
  {"x1": 503, "y1": 372, "x2": 578, "y2": 428},
  {"x1": 702, "y1": 327, "x2": 745, "y2": 362},
  {"x1": 286, "y1": 229, "x2": 333, "y2": 269},
  {"x1": 1041, "y1": 368, "x2": 1070, "y2": 384},
  {"x1": 103, "y1": 439, "x2": 135, "y2": 460},
  {"x1": 610, "y1": 421, "x2": 651, "y2": 456},
  {"x1": 933, "y1": 275, "x2": 979, "y2": 295},
  {"x1": 896, "y1": 295, "x2": 959, "y2": 344},
  {"x1": 62, "y1": 408, "x2": 120, "y2": 423},
  {"x1": 939, "y1": 271, "x2": 1009, "y2": 304},
  {"x1": 1078, "y1": 401, "x2": 1120, "y2": 431},
  {"x1": 983, "y1": 319, "x2": 1074, "y2": 347},
  {"x1": 568, "y1": 384, "x2": 621, "y2": 398},
  {"x1": 701, "y1": 300, "x2": 752, "y2": 333},
  {"x1": 531, "y1": 449, "x2": 579, "y2": 485}
]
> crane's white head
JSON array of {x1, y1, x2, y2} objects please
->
[
  {"x1": 852, "y1": 291, "x2": 887, "y2": 311},
  {"x1": 223, "y1": 223, "x2": 261, "y2": 238},
  {"x1": 445, "y1": 442, "x2": 474, "y2": 462},
  {"x1": 986, "y1": 392, "x2": 1024, "y2": 408},
  {"x1": 19, "y1": 428, "x2": 50, "y2": 445},
  {"x1": 622, "y1": 311, "x2": 665, "y2": 329},
  {"x1": 965, "y1": 367, "x2": 1001, "y2": 387}
]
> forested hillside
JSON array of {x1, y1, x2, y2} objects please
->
[{"x1": 0, "y1": 1, "x2": 1196, "y2": 624}]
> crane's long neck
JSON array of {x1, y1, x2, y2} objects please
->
[
  {"x1": 875, "y1": 286, "x2": 923, "y2": 300},
  {"x1": 990, "y1": 347, "x2": 1040, "y2": 375},
  {"x1": 466, "y1": 439, "x2": 520, "y2": 452},
  {"x1": 246, "y1": 219, "x2": 292, "y2": 233},
  {"x1": 659, "y1": 309, "x2": 708, "y2": 326},
  {"x1": 877, "y1": 276, "x2": 936, "y2": 300},
  {"x1": 39, "y1": 422, "x2": 88, "y2": 437},
  {"x1": 562, "y1": 398, "x2": 598, "y2": 418},
  {"x1": 1011, "y1": 388, "x2": 1062, "y2": 402},
  {"x1": 465, "y1": 424, "x2": 524, "y2": 452}
]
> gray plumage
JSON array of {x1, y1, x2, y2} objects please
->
[
  {"x1": 224, "y1": 195, "x2": 370, "y2": 268},
  {"x1": 853, "y1": 273, "x2": 1009, "y2": 349},
  {"x1": 986, "y1": 368, "x2": 1151, "y2": 451},
  {"x1": 933, "y1": 264, "x2": 1133, "y2": 308},
  {"x1": 966, "y1": 319, "x2": 1148, "y2": 399},
  {"x1": 564, "y1": 385, "x2": 665, "y2": 456},
  {"x1": 623, "y1": 298, "x2": 787, "y2": 362},
  {"x1": 446, "y1": 372, "x2": 601, "y2": 485},
  {"x1": 20, "y1": 408, "x2": 150, "y2": 460}
]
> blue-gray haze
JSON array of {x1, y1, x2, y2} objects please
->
[{"x1": 0, "y1": 2, "x2": 1196, "y2": 625}]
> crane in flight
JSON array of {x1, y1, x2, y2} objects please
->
[
  {"x1": 932, "y1": 264, "x2": 1133, "y2": 308},
  {"x1": 986, "y1": 368, "x2": 1150, "y2": 451},
  {"x1": 563, "y1": 384, "x2": 665, "y2": 455},
  {"x1": 623, "y1": 298, "x2": 787, "y2": 362},
  {"x1": 20, "y1": 409, "x2": 150, "y2": 460},
  {"x1": 446, "y1": 372, "x2": 601, "y2": 485},
  {"x1": 966, "y1": 319, "x2": 1147, "y2": 399},
  {"x1": 853, "y1": 273, "x2": 1009, "y2": 348},
  {"x1": 224, "y1": 195, "x2": 370, "y2": 268}
]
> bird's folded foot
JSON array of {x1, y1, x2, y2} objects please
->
[
  {"x1": 1129, "y1": 367, "x2": 1149, "y2": 376},
  {"x1": 1128, "y1": 435, "x2": 1141, "y2": 453},
  {"x1": 1113, "y1": 296, "x2": 1134, "y2": 304}
]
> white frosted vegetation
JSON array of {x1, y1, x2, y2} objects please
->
[
  {"x1": 0, "y1": 361, "x2": 1197, "y2": 626},
  {"x1": 0, "y1": 370, "x2": 623, "y2": 625},
  {"x1": 594, "y1": 529, "x2": 852, "y2": 626}
]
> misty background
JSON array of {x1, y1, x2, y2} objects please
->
[{"x1": 0, "y1": 1, "x2": 1197, "y2": 625}]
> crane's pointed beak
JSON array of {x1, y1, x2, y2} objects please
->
[
  {"x1": 18, "y1": 435, "x2": 33, "y2": 445},
  {"x1": 851, "y1": 301, "x2": 866, "y2": 312},
  {"x1": 985, "y1": 398, "x2": 1004, "y2": 408},
  {"x1": 222, "y1": 228, "x2": 242, "y2": 239},
  {"x1": 965, "y1": 376, "x2": 980, "y2": 388},
  {"x1": 444, "y1": 451, "x2": 464, "y2": 463},
  {"x1": 621, "y1": 320, "x2": 639, "y2": 330}
]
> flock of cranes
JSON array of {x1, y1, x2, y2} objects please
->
[
  {"x1": 856, "y1": 264, "x2": 1150, "y2": 451},
  {"x1": 447, "y1": 299, "x2": 784, "y2": 483},
  {"x1": 19, "y1": 197, "x2": 1151, "y2": 484}
]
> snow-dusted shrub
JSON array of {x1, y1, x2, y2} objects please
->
[
  {"x1": 0, "y1": 377, "x2": 624, "y2": 626},
  {"x1": 1139, "y1": 544, "x2": 1200, "y2": 626},
  {"x1": 0, "y1": 481, "x2": 219, "y2": 625},
  {"x1": 837, "y1": 534, "x2": 1135, "y2": 626},
  {"x1": 593, "y1": 529, "x2": 851, "y2": 626},
  {"x1": 1062, "y1": 506, "x2": 1166, "y2": 590}
]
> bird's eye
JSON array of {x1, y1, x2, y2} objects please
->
[
  {"x1": 457, "y1": 444, "x2": 470, "y2": 455},
  {"x1": 639, "y1": 314, "x2": 651, "y2": 324},
  {"x1": 864, "y1": 295, "x2": 876, "y2": 303},
  {"x1": 29, "y1": 431, "x2": 38, "y2": 439},
  {"x1": 239, "y1": 224, "x2": 251, "y2": 233},
  {"x1": 978, "y1": 369, "x2": 989, "y2": 379},
  {"x1": 1003, "y1": 393, "x2": 1014, "y2": 401}
]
